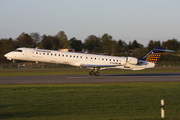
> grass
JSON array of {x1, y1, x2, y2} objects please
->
[
  {"x1": 0, "y1": 83, "x2": 180, "y2": 120},
  {"x1": 0, "y1": 67, "x2": 180, "y2": 76}
]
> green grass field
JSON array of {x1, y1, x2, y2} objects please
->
[
  {"x1": 0, "y1": 83, "x2": 180, "y2": 120},
  {"x1": 0, "y1": 68, "x2": 180, "y2": 119},
  {"x1": 0, "y1": 67, "x2": 180, "y2": 76}
]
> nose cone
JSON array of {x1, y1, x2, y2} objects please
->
[
  {"x1": 4, "y1": 53, "x2": 12, "y2": 60},
  {"x1": 4, "y1": 53, "x2": 8, "y2": 58}
]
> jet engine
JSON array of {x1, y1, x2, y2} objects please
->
[{"x1": 126, "y1": 57, "x2": 138, "y2": 65}]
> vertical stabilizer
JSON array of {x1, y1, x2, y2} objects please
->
[{"x1": 138, "y1": 47, "x2": 175, "y2": 63}]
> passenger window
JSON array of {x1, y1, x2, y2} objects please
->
[
  {"x1": 80, "y1": 56, "x2": 82, "y2": 58},
  {"x1": 36, "y1": 52, "x2": 38, "y2": 54},
  {"x1": 70, "y1": 55, "x2": 72, "y2": 57},
  {"x1": 102, "y1": 58, "x2": 104, "y2": 61},
  {"x1": 62, "y1": 55, "x2": 64, "y2": 57},
  {"x1": 43, "y1": 53, "x2": 45, "y2": 55},
  {"x1": 106, "y1": 59, "x2": 108, "y2": 61},
  {"x1": 47, "y1": 53, "x2": 49, "y2": 55},
  {"x1": 77, "y1": 56, "x2": 78, "y2": 58},
  {"x1": 95, "y1": 58, "x2": 96, "y2": 60},
  {"x1": 55, "y1": 54, "x2": 56, "y2": 56},
  {"x1": 110, "y1": 59, "x2": 111, "y2": 61},
  {"x1": 117, "y1": 60, "x2": 118, "y2": 62},
  {"x1": 59, "y1": 54, "x2": 60, "y2": 56},
  {"x1": 86, "y1": 57, "x2": 88, "y2": 59},
  {"x1": 51, "y1": 53, "x2": 53, "y2": 56},
  {"x1": 73, "y1": 56, "x2": 75, "y2": 58},
  {"x1": 66, "y1": 55, "x2": 68, "y2": 57},
  {"x1": 113, "y1": 59, "x2": 115, "y2": 61}
]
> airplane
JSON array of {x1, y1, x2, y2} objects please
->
[{"x1": 4, "y1": 47, "x2": 175, "y2": 76}]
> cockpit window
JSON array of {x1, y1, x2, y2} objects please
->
[{"x1": 14, "y1": 49, "x2": 22, "y2": 52}]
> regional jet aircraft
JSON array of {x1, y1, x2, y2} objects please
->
[{"x1": 4, "y1": 47, "x2": 175, "y2": 76}]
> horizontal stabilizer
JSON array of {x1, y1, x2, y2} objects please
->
[{"x1": 153, "y1": 47, "x2": 175, "y2": 52}]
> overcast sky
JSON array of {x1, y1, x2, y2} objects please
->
[{"x1": 1, "y1": 0, "x2": 180, "y2": 46}]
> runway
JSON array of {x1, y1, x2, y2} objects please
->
[{"x1": 0, "y1": 72, "x2": 180, "y2": 84}]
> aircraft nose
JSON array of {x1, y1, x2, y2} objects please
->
[
  {"x1": 4, "y1": 53, "x2": 12, "y2": 60},
  {"x1": 4, "y1": 53, "x2": 8, "y2": 57}
]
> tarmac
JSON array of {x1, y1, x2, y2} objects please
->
[{"x1": 0, "y1": 72, "x2": 180, "y2": 84}]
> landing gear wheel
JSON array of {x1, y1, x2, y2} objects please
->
[
  {"x1": 94, "y1": 71, "x2": 100, "y2": 76},
  {"x1": 89, "y1": 71, "x2": 94, "y2": 76}
]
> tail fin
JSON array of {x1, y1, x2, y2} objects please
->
[{"x1": 138, "y1": 47, "x2": 175, "y2": 63}]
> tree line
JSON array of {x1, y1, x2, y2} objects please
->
[{"x1": 0, "y1": 31, "x2": 180, "y2": 62}]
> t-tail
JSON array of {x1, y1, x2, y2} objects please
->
[{"x1": 138, "y1": 47, "x2": 175, "y2": 63}]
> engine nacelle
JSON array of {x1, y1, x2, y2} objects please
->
[{"x1": 126, "y1": 57, "x2": 138, "y2": 65}]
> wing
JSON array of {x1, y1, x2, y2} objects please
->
[{"x1": 80, "y1": 64, "x2": 121, "y2": 68}]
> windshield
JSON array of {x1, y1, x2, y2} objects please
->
[{"x1": 14, "y1": 49, "x2": 22, "y2": 52}]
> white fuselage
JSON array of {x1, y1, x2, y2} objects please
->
[{"x1": 4, "y1": 47, "x2": 155, "y2": 70}]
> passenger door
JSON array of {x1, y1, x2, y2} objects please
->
[{"x1": 25, "y1": 49, "x2": 31, "y2": 58}]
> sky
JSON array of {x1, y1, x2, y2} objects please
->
[{"x1": 1, "y1": 0, "x2": 180, "y2": 46}]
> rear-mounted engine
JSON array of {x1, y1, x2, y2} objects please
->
[{"x1": 126, "y1": 57, "x2": 138, "y2": 65}]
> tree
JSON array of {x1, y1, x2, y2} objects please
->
[
  {"x1": 133, "y1": 48, "x2": 141, "y2": 55},
  {"x1": 171, "y1": 38, "x2": 179, "y2": 51},
  {"x1": 0, "y1": 38, "x2": 16, "y2": 62},
  {"x1": 38, "y1": 35, "x2": 56, "y2": 49},
  {"x1": 148, "y1": 40, "x2": 161, "y2": 51},
  {"x1": 111, "y1": 40, "x2": 117, "y2": 54},
  {"x1": 100, "y1": 33, "x2": 112, "y2": 53},
  {"x1": 55, "y1": 31, "x2": 69, "y2": 48},
  {"x1": 162, "y1": 38, "x2": 179, "y2": 51},
  {"x1": 128, "y1": 41, "x2": 132, "y2": 49},
  {"x1": 16, "y1": 32, "x2": 36, "y2": 48},
  {"x1": 132, "y1": 40, "x2": 139, "y2": 49},
  {"x1": 93, "y1": 36, "x2": 101, "y2": 53},
  {"x1": 122, "y1": 41, "x2": 128, "y2": 52},
  {"x1": 117, "y1": 39, "x2": 123, "y2": 52},
  {"x1": 69, "y1": 37, "x2": 83, "y2": 51},
  {"x1": 147, "y1": 40, "x2": 154, "y2": 50},
  {"x1": 154, "y1": 41, "x2": 161, "y2": 47},
  {"x1": 30, "y1": 32, "x2": 40, "y2": 45},
  {"x1": 84, "y1": 35, "x2": 101, "y2": 53}
]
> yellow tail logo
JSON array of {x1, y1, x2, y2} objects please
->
[{"x1": 145, "y1": 53, "x2": 162, "y2": 63}]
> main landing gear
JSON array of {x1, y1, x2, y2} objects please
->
[
  {"x1": 89, "y1": 68, "x2": 100, "y2": 76},
  {"x1": 89, "y1": 71, "x2": 100, "y2": 76}
]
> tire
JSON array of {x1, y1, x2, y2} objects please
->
[
  {"x1": 89, "y1": 71, "x2": 94, "y2": 75},
  {"x1": 94, "y1": 71, "x2": 100, "y2": 76}
]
